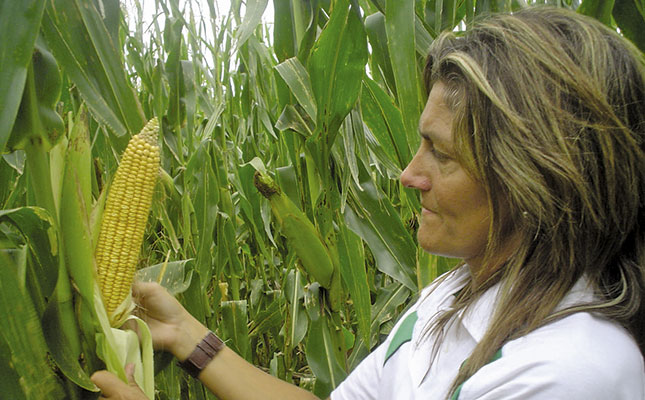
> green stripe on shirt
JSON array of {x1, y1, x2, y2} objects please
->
[
  {"x1": 384, "y1": 311, "x2": 419, "y2": 365},
  {"x1": 452, "y1": 348, "x2": 503, "y2": 400}
]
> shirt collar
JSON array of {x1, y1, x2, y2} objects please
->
[{"x1": 459, "y1": 272, "x2": 596, "y2": 343}]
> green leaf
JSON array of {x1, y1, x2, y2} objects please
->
[
  {"x1": 248, "y1": 296, "x2": 285, "y2": 338},
  {"x1": 386, "y1": 0, "x2": 421, "y2": 155},
  {"x1": 275, "y1": 57, "x2": 318, "y2": 121},
  {"x1": 221, "y1": 300, "x2": 252, "y2": 361},
  {"x1": 6, "y1": 36, "x2": 65, "y2": 153},
  {"x1": 370, "y1": 282, "x2": 411, "y2": 344},
  {"x1": 0, "y1": 251, "x2": 66, "y2": 399},
  {"x1": 0, "y1": 332, "x2": 26, "y2": 400},
  {"x1": 164, "y1": 16, "x2": 186, "y2": 129},
  {"x1": 273, "y1": 0, "x2": 297, "y2": 62},
  {"x1": 235, "y1": 0, "x2": 269, "y2": 51},
  {"x1": 308, "y1": 0, "x2": 368, "y2": 148},
  {"x1": 365, "y1": 12, "x2": 397, "y2": 95},
  {"x1": 232, "y1": 162, "x2": 273, "y2": 263},
  {"x1": 345, "y1": 169, "x2": 417, "y2": 290},
  {"x1": 415, "y1": 13, "x2": 434, "y2": 55},
  {"x1": 180, "y1": 271, "x2": 209, "y2": 336},
  {"x1": 425, "y1": 0, "x2": 466, "y2": 33},
  {"x1": 186, "y1": 140, "x2": 219, "y2": 288},
  {"x1": 181, "y1": 59, "x2": 197, "y2": 143},
  {"x1": 0, "y1": 0, "x2": 46, "y2": 153},
  {"x1": 276, "y1": 105, "x2": 315, "y2": 137},
  {"x1": 475, "y1": 0, "x2": 510, "y2": 14},
  {"x1": 305, "y1": 312, "x2": 347, "y2": 398},
  {"x1": 613, "y1": 0, "x2": 645, "y2": 53},
  {"x1": 41, "y1": 0, "x2": 145, "y2": 137},
  {"x1": 337, "y1": 223, "x2": 371, "y2": 346},
  {"x1": 578, "y1": 0, "x2": 616, "y2": 26},
  {"x1": 135, "y1": 259, "x2": 194, "y2": 295},
  {"x1": 361, "y1": 78, "x2": 411, "y2": 169},
  {"x1": 42, "y1": 270, "x2": 96, "y2": 391},
  {"x1": 284, "y1": 269, "x2": 308, "y2": 348},
  {"x1": 0, "y1": 207, "x2": 58, "y2": 311},
  {"x1": 636, "y1": 0, "x2": 645, "y2": 18}
]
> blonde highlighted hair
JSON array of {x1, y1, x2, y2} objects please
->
[{"x1": 423, "y1": 7, "x2": 645, "y2": 397}]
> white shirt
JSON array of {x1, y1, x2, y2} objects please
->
[{"x1": 331, "y1": 266, "x2": 645, "y2": 400}]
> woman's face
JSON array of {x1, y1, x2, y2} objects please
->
[{"x1": 400, "y1": 82, "x2": 491, "y2": 269}]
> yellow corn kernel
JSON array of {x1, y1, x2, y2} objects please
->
[{"x1": 95, "y1": 118, "x2": 160, "y2": 325}]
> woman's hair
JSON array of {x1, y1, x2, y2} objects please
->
[{"x1": 423, "y1": 7, "x2": 645, "y2": 397}]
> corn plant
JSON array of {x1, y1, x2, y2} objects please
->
[{"x1": 0, "y1": 0, "x2": 642, "y2": 399}]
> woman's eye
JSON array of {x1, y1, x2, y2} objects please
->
[
  {"x1": 421, "y1": 138, "x2": 452, "y2": 163},
  {"x1": 430, "y1": 147, "x2": 451, "y2": 162}
]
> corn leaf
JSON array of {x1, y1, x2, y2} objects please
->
[
  {"x1": 0, "y1": 207, "x2": 58, "y2": 313},
  {"x1": 613, "y1": 0, "x2": 645, "y2": 53},
  {"x1": 248, "y1": 296, "x2": 285, "y2": 338},
  {"x1": 337, "y1": 223, "x2": 371, "y2": 346},
  {"x1": 305, "y1": 307, "x2": 347, "y2": 398},
  {"x1": 220, "y1": 300, "x2": 252, "y2": 361},
  {"x1": 276, "y1": 105, "x2": 315, "y2": 137},
  {"x1": 0, "y1": 250, "x2": 66, "y2": 400},
  {"x1": 186, "y1": 140, "x2": 219, "y2": 288},
  {"x1": 0, "y1": 0, "x2": 45, "y2": 153},
  {"x1": 275, "y1": 57, "x2": 317, "y2": 121},
  {"x1": 369, "y1": 282, "x2": 411, "y2": 344},
  {"x1": 164, "y1": 16, "x2": 186, "y2": 131},
  {"x1": 385, "y1": 0, "x2": 421, "y2": 154},
  {"x1": 180, "y1": 271, "x2": 209, "y2": 335},
  {"x1": 235, "y1": 0, "x2": 269, "y2": 51},
  {"x1": 578, "y1": 0, "x2": 615, "y2": 26},
  {"x1": 361, "y1": 77, "x2": 411, "y2": 169},
  {"x1": 41, "y1": 259, "x2": 95, "y2": 392},
  {"x1": 425, "y1": 0, "x2": 466, "y2": 33},
  {"x1": 284, "y1": 269, "x2": 308, "y2": 349},
  {"x1": 0, "y1": 332, "x2": 26, "y2": 400},
  {"x1": 308, "y1": 0, "x2": 368, "y2": 148},
  {"x1": 41, "y1": 0, "x2": 145, "y2": 137},
  {"x1": 135, "y1": 259, "x2": 194, "y2": 295},
  {"x1": 345, "y1": 169, "x2": 417, "y2": 290},
  {"x1": 364, "y1": 12, "x2": 397, "y2": 93},
  {"x1": 273, "y1": 0, "x2": 297, "y2": 61}
]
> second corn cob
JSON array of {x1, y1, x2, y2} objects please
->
[
  {"x1": 253, "y1": 170, "x2": 336, "y2": 289},
  {"x1": 95, "y1": 118, "x2": 160, "y2": 326}
]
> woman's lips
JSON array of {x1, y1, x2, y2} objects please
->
[{"x1": 422, "y1": 207, "x2": 436, "y2": 216}]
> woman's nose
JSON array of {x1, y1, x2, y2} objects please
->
[
  {"x1": 400, "y1": 164, "x2": 415, "y2": 188},
  {"x1": 400, "y1": 156, "x2": 430, "y2": 190}
]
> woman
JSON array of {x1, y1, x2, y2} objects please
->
[{"x1": 92, "y1": 7, "x2": 645, "y2": 399}]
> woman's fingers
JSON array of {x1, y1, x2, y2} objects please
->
[
  {"x1": 91, "y1": 370, "x2": 125, "y2": 397},
  {"x1": 124, "y1": 363, "x2": 138, "y2": 387},
  {"x1": 90, "y1": 365, "x2": 147, "y2": 400},
  {"x1": 131, "y1": 281, "x2": 160, "y2": 303}
]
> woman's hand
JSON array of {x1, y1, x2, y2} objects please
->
[
  {"x1": 132, "y1": 282, "x2": 209, "y2": 361},
  {"x1": 91, "y1": 364, "x2": 147, "y2": 400},
  {"x1": 95, "y1": 282, "x2": 319, "y2": 400}
]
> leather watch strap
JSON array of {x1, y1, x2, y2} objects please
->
[{"x1": 178, "y1": 331, "x2": 224, "y2": 378}]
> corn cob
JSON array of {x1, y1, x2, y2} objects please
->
[
  {"x1": 254, "y1": 170, "x2": 335, "y2": 289},
  {"x1": 95, "y1": 118, "x2": 160, "y2": 326}
]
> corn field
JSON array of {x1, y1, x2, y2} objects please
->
[{"x1": 0, "y1": 0, "x2": 643, "y2": 398}]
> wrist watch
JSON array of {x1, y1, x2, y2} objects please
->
[{"x1": 178, "y1": 331, "x2": 224, "y2": 378}]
